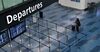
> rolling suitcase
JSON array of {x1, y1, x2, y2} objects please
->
[{"x1": 72, "y1": 25, "x2": 75, "y2": 31}]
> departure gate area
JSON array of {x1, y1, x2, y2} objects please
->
[{"x1": 0, "y1": 2, "x2": 100, "y2": 52}]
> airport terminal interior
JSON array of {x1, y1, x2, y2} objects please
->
[{"x1": 0, "y1": 0, "x2": 100, "y2": 52}]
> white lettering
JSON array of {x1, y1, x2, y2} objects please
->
[
  {"x1": 6, "y1": 15, "x2": 13, "y2": 24},
  {"x1": 40, "y1": 2, "x2": 43, "y2": 8},
  {"x1": 28, "y1": 7, "x2": 32, "y2": 13},
  {"x1": 18, "y1": 12, "x2": 23, "y2": 21},
  {"x1": 13, "y1": 14, "x2": 17, "y2": 21},
  {"x1": 6, "y1": 2, "x2": 43, "y2": 24},
  {"x1": 22, "y1": 10, "x2": 26, "y2": 16}
]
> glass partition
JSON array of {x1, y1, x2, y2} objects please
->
[
  {"x1": 3, "y1": 0, "x2": 23, "y2": 8},
  {"x1": 0, "y1": 0, "x2": 33, "y2": 12},
  {"x1": 0, "y1": 0, "x2": 3, "y2": 11}
]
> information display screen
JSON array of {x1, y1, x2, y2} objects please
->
[
  {"x1": 0, "y1": 30, "x2": 10, "y2": 47},
  {"x1": 10, "y1": 21, "x2": 26, "y2": 39},
  {"x1": 0, "y1": 20, "x2": 26, "y2": 47}
]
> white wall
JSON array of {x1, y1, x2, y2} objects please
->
[{"x1": 59, "y1": 0, "x2": 100, "y2": 10}]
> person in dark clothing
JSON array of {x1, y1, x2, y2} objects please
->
[
  {"x1": 75, "y1": 18, "x2": 81, "y2": 32},
  {"x1": 39, "y1": 11, "x2": 43, "y2": 19},
  {"x1": 86, "y1": 2, "x2": 96, "y2": 13}
]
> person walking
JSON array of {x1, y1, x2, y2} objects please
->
[
  {"x1": 39, "y1": 11, "x2": 43, "y2": 19},
  {"x1": 75, "y1": 18, "x2": 81, "y2": 32}
]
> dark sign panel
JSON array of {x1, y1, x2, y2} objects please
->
[
  {"x1": 0, "y1": 0, "x2": 57, "y2": 31},
  {"x1": 0, "y1": 20, "x2": 26, "y2": 48},
  {"x1": 9, "y1": 20, "x2": 26, "y2": 39},
  {"x1": 0, "y1": 30, "x2": 10, "y2": 48}
]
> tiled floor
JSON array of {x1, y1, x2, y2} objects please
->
[
  {"x1": 0, "y1": 2, "x2": 100, "y2": 52},
  {"x1": 41, "y1": 2, "x2": 100, "y2": 52}
]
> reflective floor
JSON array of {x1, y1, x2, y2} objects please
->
[{"x1": 0, "y1": 2, "x2": 100, "y2": 52}]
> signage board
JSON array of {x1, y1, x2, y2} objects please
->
[
  {"x1": 9, "y1": 20, "x2": 26, "y2": 39},
  {"x1": 0, "y1": 0, "x2": 57, "y2": 31},
  {"x1": 0, "y1": 30, "x2": 10, "y2": 48}
]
